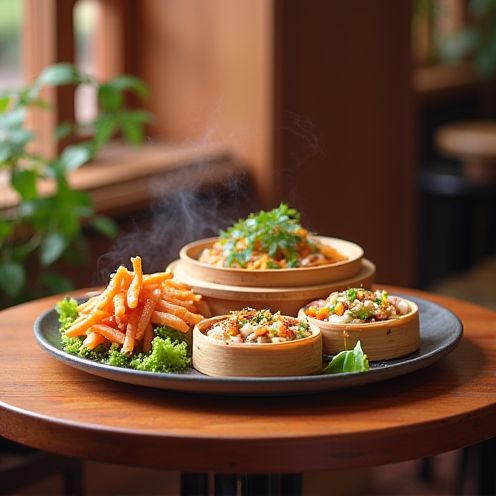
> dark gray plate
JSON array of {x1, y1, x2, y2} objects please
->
[{"x1": 33, "y1": 296, "x2": 463, "y2": 396}]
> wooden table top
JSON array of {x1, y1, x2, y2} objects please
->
[{"x1": 1, "y1": 287, "x2": 496, "y2": 474}]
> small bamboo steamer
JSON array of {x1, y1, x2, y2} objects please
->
[
  {"x1": 168, "y1": 259, "x2": 376, "y2": 317},
  {"x1": 299, "y1": 298, "x2": 420, "y2": 361},
  {"x1": 192, "y1": 316, "x2": 323, "y2": 377},
  {"x1": 179, "y1": 236, "x2": 364, "y2": 287}
]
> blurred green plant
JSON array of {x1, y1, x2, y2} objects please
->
[
  {"x1": 0, "y1": 63, "x2": 152, "y2": 308},
  {"x1": 436, "y1": 0, "x2": 496, "y2": 81},
  {"x1": 413, "y1": 0, "x2": 496, "y2": 81}
]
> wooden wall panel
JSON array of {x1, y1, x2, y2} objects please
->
[
  {"x1": 131, "y1": 0, "x2": 415, "y2": 285},
  {"x1": 132, "y1": 0, "x2": 276, "y2": 205},
  {"x1": 277, "y1": 0, "x2": 415, "y2": 285}
]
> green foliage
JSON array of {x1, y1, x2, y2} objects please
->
[
  {"x1": 129, "y1": 337, "x2": 190, "y2": 373},
  {"x1": 155, "y1": 325, "x2": 192, "y2": 352},
  {"x1": 0, "y1": 63, "x2": 151, "y2": 308},
  {"x1": 56, "y1": 300, "x2": 190, "y2": 372},
  {"x1": 433, "y1": 0, "x2": 496, "y2": 80},
  {"x1": 323, "y1": 341, "x2": 370, "y2": 374},
  {"x1": 55, "y1": 297, "x2": 79, "y2": 331},
  {"x1": 219, "y1": 203, "x2": 311, "y2": 268}
]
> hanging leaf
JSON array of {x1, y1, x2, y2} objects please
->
[
  {"x1": 0, "y1": 221, "x2": 13, "y2": 241},
  {"x1": 55, "y1": 122, "x2": 74, "y2": 142},
  {"x1": 93, "y1": 114, "x2": 117, "y2": 149},
  {"x1": 0, "y1": 95, "x2": 10, "y2": 113},
  {"x1": 0, "y1": 262, "x2": 25, "y2": 298},
  {"x1": 36, "y1": 63, "x2": 81, "y2": 87},
  {"x1": 120, "y1": 111, "x2": 152, "y2": 146},
  {"x1": 60, "y1": 144, "x2": 92, "y2": 172},
  {"x1": 11, "y1": 169, "x2": 38, "y2": 200},
  {"x1": 39, "y1": 271, "x2": 74, "y2": 294},
  {"x1": 107, "y1": 75, "x2": 149, "y2": 99},
  {"x1": 121, "y1": 116, "x2": 143, "y2": 145},
  {"x1": 40, "y1": 233, "x2": 67, "y2": 266},
  {"x1": 98, "y1": 84, "x2": 123, "y2": 112},
  {"x1": 91, "y1": 215, "x2": 118, "y2": 238},
  {"x1": 0, "y1": 142, "x2": 12, "y2": 164},
  {"x1": 56, "y1": 208, "x2": 80, "y2": 238}
]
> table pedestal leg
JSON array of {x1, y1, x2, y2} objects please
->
[
  {"x1": 181, "y1": 472, "x2": 208, "y2": 496},
  {"x1": 182, "y1": 473, "x2": 303, "y2": 496}
]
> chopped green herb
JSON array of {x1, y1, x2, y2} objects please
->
[
  {"x1": 219, "y1": 203, "x2": 304, "y2": 268},
  {"x1": 347, "y1": 288, "x2": 357, "y2": 302}
]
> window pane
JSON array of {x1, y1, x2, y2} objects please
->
[
  {"x1": 74, "y1": 0, "x2": 99, "y2": 123},
  {"x1": 0, "y1": 0, "x2": 23, "y2": 91}
]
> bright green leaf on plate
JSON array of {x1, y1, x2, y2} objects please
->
[{"x1": 323, "y1": 341, "x2": 370, "y2": 374}]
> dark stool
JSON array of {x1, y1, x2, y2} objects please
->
[{"x1": 418, "y1": 162, "x2": 496, "y2": 287}]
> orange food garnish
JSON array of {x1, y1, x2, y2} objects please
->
[
  {"x1": 334, "y1": 302, "x2": 345, "y2": 316},
  {"x1": 316, "y1": 307, "x2": 330, "y2": 320}
]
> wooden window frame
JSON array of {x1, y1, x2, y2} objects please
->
[{"x1": 23, "y1": 0, "x2": 131, "y2": 157}]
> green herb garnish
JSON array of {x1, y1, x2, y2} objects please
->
[
  {"x1": 219, "y1": 203, "x2": 305, "y2": 268},
  {"x1": 347, "y1": 288, "x2": 357, "y2": 302},
  {"x1": 323, "y1": 341, "x2": 369, "y2": 374}
]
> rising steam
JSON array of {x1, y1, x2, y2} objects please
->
[{"x1": 96, "y1": 159, "x2": 257, "y2": 283}]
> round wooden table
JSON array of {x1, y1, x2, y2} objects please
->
[{"x1": 1, "y1": 287, "x2": 495, "y2": 479}]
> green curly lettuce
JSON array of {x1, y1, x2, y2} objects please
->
[
  {"x1": 130, "y1": 337, "x2": 190, "y2": 373},
  {"x1": 55, "y1": 298, "x2": 190, "y2": 373}
]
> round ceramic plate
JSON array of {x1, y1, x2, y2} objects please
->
[{"x1": 33, "y1": 296, "x2": 462, "y2": 396}]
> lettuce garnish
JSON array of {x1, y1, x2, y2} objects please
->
[
  {"x1": 323, "y1": 341, "x2": 369, "y2": 374},
  {"x1": 55, "y1": 298, "x2": 190, "y2": 373}
]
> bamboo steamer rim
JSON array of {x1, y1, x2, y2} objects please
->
[
  {"x1": 179, "y1": 236, "x2": 364, "y2": 287},
  {"x1": 168, "y1": 258, "x2": 376, "y2": 298},
  {"x1": 301, "y1": 297, "x2": 419, "y2": 329},
  {"x1": 195, "y1": 315, "x2": 321, "y2": 350}
]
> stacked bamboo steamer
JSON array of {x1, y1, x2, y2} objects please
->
[{"x1": 169, "y1": 236, "x2": 375, "y2": 317}]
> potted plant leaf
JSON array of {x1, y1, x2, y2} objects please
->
[{"x1": 0, "y1": 63, "x2": 152, "y2": 309}]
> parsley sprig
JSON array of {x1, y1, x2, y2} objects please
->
[{"x1": 219, "y1": 203, "x2": 313, "y2": 268}]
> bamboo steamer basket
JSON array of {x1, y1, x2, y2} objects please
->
[
  {"x1": 168, "y1": 258, "x2": 376, "y2": 317},
  {"x1": 299, "y1": 298, "x2": 420, "y2": 361},
  {"x1": 179, "y1": 236, "x2": 364, "y2": 287},
  {"x1": 192, "y1": 316, "x2": 323, "y2": 377}
]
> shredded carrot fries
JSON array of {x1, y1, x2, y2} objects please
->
[{"x1": 65, "y1": 256, "x2": 208, "y2": 354}]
